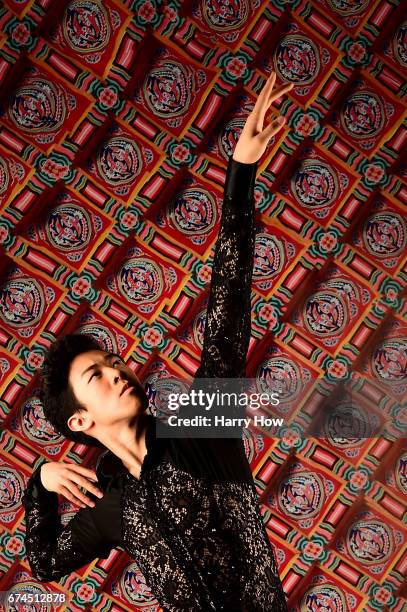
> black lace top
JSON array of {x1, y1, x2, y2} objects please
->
[{"x1": 22, "y1": 156, "x2": 288, "y2": 611}]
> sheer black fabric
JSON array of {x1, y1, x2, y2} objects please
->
[{"x1": 22, "y1": 156, "x2": 288, "y2": 611}]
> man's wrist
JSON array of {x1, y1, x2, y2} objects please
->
[
  {"x1": 231, "y1": 154, "x2": 258, "y2": 164},
  {"x1": 39, "y1": 464, "x2": 48, "y2": 490},
  {"x1": 224, "y1": 156, "x2": 258, "y2": 203},
  {"x1": 31, "y1": 463, "x2": 54, "y2": 500},
  {"x1": 21, "y1": 462, "x2": 58, "y2": 513}
]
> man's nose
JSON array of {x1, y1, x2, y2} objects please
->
[{"x1": 108, "y1": 368, "x2": 124, "y2": 385}]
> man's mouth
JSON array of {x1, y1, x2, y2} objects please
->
[
  {"x1": 119, "y1": 380, "x2": 149, "y2": 410},
  {"x1": 120, "y1": 381, "x2": 134, "y2": 396}
]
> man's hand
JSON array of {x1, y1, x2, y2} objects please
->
[
  {"x1": 40, "y1": 461, "x2": 104, "y2": 508},
  {"x1": 232, "y1": 71, "x2": 293, "y2": 164}
]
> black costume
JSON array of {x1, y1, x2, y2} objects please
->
[{"x1": 22, "y1": 156, "x2": 288, "y2": 611}]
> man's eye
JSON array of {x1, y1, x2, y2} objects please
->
[
  {"x1": 90, "y1": 371, "x2": 101, "y2": 381},
  {"x1": 113, "y1": 359, "x2": 123, "y2": 367}
]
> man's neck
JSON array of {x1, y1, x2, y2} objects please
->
[{"x1": 99, "y1": 412, "x2": 151, "y2": 479}]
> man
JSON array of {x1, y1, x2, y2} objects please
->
[{"x1": 22, "y1": 72, "x2": 293, "y2": 610}]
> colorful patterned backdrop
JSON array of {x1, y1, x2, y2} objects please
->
[{"x1": 0, "y1": 0, "x2": 406, "y2": 610}]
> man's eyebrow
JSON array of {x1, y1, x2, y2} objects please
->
[{"x1": 81, "y1": 353, "x2": 123, "y2": 379}]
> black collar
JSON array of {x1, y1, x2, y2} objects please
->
[{"x1": 95, "y1": 413, "x2": 166, "y2": 482}]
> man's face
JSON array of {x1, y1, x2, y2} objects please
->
[{"x1": 67, "y1": 349, "x2": 148, "y2": 438}]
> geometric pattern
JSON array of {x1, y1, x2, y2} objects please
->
[{"x1": 0, "y1": 1, "x2": 406, "y2": 610}]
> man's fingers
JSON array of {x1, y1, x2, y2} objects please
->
[
  {"x1": 65, "y1": 463, "x2": 98, "y2": 481},
  {"x1": 258, "y1": 70, "x2": 276, "y2": 98},
  {"x1": 60, "y1": 485, "x2": 94, "y2": 509},
  {"x1": 251, "y1": 74, "x2": 292, "y2": 126},
  {"x1": 69, "y1": 474, "x2": 104, "y2": 498},
  {"x1": 258, "y1": 116, "x2": 286, "y2": 143},
  {"x1": 267, "y1": 81, "x2": 294, "y2": 103},
  {"x1": 251, "y1": 72, "x2": 276, "y2": 115}
]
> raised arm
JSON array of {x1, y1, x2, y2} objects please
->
[
  {"x1": 194, "y1": 157, "x2": 257, "y2": 378},
  {"x1": 22, "y1": 462, "x2": 116, "y2": 583},
  {"x1": 195, "y1": 71, "x2": 293, "y2": 379}
]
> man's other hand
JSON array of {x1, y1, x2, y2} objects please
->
[
  {"x1": 232, "y1": 71, "x2": 293, "y2": 164},
  {"x1": 40, "y1": 461, "x2": 104, "y2": 508}
]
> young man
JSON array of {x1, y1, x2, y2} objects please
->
[{"x1": 22, "y1": 73, "x2": 293, "y2": 610}]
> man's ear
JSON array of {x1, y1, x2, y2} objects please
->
[{"x1": 67, "y1": 410, "x2": 93, "y2": 435}]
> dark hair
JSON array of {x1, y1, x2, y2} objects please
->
[{"x1": 40, "y1": 333, "x2": 106, "y2": 449}]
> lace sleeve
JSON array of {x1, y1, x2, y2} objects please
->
[
  {"x1": 21, "y1": 463, "x2": 113, "y2": 583},
  {"x1": 194, "y1": 155, "x2": 258, "y2": 379}
]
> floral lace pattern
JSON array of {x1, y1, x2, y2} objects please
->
[
  {"x1": 121, "y1": 460, "x2": 287, "y2": 610},
  {"x1": 194, "y1": 160, "x2": 256, "y2": 380},
  {"x1": 21, "y1": 466, "x2": 111, "y2": 582}
]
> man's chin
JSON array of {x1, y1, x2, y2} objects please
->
[
  {"x1": 129, "y1": 394, "x2": 149, "y2": 416},
  {"x1": 128, "y1": 382, "x2": 148, "y2": 405}
]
